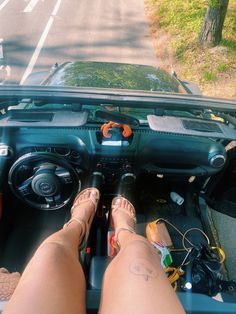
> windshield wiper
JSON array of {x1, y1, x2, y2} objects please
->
[{"x1": 95, "y1": 109, "x2": 140, "y2": 127}]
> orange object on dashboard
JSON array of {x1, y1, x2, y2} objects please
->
[{"x1": 101, "y1": 121, "x2": 132, "y2": 138}]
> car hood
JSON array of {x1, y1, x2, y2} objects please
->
[{"x1": 43, "y1": 61, "x2": 184, "y2": 93}]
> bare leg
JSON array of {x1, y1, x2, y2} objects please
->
[
  {"x1": 99, "y1": 197, "x2": 185, "y2": 314},
  {"x1": 4, "y1": 188, "x2": 99, "y2": 314}
]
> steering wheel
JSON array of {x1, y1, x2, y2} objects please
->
[{"x1": 8, "y1": 152, "x2": 80, "y2": 210}]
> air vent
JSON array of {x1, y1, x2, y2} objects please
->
[
  {"x1": 209, "y1": 154, "x2": 226, "y2": 168},
  {"x1": 182, "y1": 120, "x2": 222, "y2": 133},
  {"x1": 9, "y1": 112, "x2": 54, "y2": 122}
]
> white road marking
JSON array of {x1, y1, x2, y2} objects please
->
[
  {"x1": 0, "y1": 38, "x2": 3, "y2": 59},
  {"x1": 23, "y1": 0, "x2": 40, "y2": 13},
  {"x1": 20, "y1": 0, "x2": 62, "y2": 85},
  {"x1": 0, "y1": 67, "x2": 11, "y2": 84},
  {"x1": 52, "y1": 0, "x2": 61, "y2": 15},
  {"x1": 5, "y1": 65, "x2": 11, "y2": 76},
  {"x1": 0, "y1": 0, "x2": 10, "y2": 11},
  {"x1": 0, "y1": 38, "x2": 12, "y2": 83}
]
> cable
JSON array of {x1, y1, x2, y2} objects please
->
[
  {"x1": 211, "y1": 246, "x2": 225, "y2": 263},
  {"x1": 153, "y1": 218, "x2": 226, "y2": 291},
  {"x1": 155, "y1": 218, "x2": 225, "y2": 264},
  {"x1": 165, "y1": 267, "x2": 184, "y2": 291},
  {"x1": 156, "y1": 218, "x2": 195, "y2": 248},
  {"x1": 182, "y1": 228, "x2": 210, "y2": 251}
]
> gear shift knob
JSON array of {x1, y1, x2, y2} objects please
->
[
  {"x1": 90, "y1": 172, "x2": 104, "y2": 190},
  {"x1": 120, "y1": 173, "x2": 136, "y2": 185},
  {"x1": 117, "y1": 173, "x2": 136, "y2": 204}
]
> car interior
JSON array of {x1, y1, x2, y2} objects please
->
[{"x1": 0, "y1": 89, "x2": 236, "y2": 313}]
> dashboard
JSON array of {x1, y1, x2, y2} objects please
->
[
  {"x1": 0, "y1": 123, "x2": 226, "y2": 211},
  {"x1": 8, "y1": 125, "x2": 226, "y2": 179}
]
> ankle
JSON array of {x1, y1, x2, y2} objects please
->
[
  {"x1": 116, "y1": 228, "x2": 136, "y2": 248},
  {"x1": 63, "y1": 217, "x2": 85, "y2": 235}
]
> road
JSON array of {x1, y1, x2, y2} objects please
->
[{"x1": 0, "y1": 0, "x2": 157, "y2": 84}]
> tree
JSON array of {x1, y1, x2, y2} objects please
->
[{"x1": 199, "y1": 0, "x2": 229, "y2": 47}]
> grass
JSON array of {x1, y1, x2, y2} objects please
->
[
  {"x1": 146, "y1": 0, "x2": 236, "y2": 98},
  {"x1": 217, "y1": 63, "x2": 230, "y2": 72},
  {"x1": 202, "y1": 71, "x2": 217, "y2": 81}
]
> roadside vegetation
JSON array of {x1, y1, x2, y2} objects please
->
[{"x1": 145, "y1": 0, "x2": 236, "y2": 99}]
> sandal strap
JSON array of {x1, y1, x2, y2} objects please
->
[
  {"x1": 111, "y1": 196, "x2": 136, "y2": 221},
  {"x1": 64, "y1": 187, "x2": 100, "y2": 250},
  {"x1": 115, "y1": 227, "x2": 136, "y2": 250},
  {"x1": 64, "y1": 217, "x2": 88, "y2": 249},
  {"x1": 112, "y1": 206, "x2": 137, "y2": 221},
  {"x1": 111, "y1": 196, "x2": 137, "y2": 250},
  {"x1": 72, "y1": 188, "x2": 100, "y2": 211}
]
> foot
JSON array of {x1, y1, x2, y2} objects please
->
[
  {"x1": 64, "y1": 187, "x2": 100, "y2": 249},
  {"x1": 111, "y1": 196, "x2": 137, "y2": 249}
]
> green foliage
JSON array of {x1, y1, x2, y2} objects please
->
[
  {"x1": 221, "y1": 39, "x2": 236, "y2": 51},
  {"x1": 202, "y1": 71, "x2": 217, "y2": 81},
  {"x1": 152, "y1": 0, "x2": 235, "y2": 54},
  {"x1": 222, "y1": 4, "x2": 236, "y2": 49},
  {"x1": 150, "y1": 0, "x2": 236, "y2": 93},
  {"x1": 154, "y1": 0, "x2": 205, "y2": 34},
  {"x1": 208, "y1": 0, "x2": 220, "y2": 8},
  {"x1": 217, "y1": 63, "x2": 230, "y2": 72}
]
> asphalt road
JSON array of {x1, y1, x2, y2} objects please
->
[{"x1": 0, "y1": 0, "x2": 157, "y2": 84}]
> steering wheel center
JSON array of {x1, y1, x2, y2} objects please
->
[{"x1": 32, "y1": 172, "x2": 60, "y2": 197}]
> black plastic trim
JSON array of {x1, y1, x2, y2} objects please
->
[
  {"x1": 0, "y1": 85, "x2": 236, "y2": 112},
  {"x1": 86, "y1": 290, "x2": 236, "y2": 313}
]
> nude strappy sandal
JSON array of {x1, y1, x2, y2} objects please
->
[
  {"x1": 64, "y1": 187, "x2": 100, "y2": 249},
  {"x1": 0, "y1": 268, "x2": 20, "y2": 301},
  {"x1": 111, "y1": 196, "x2": 137, "y2": 249}
]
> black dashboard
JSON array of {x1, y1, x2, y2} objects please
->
[{"x1": 7, "y1": 125, "x2": 226, "y2": 180}]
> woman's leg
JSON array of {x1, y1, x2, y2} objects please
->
[
  {"x1": 4, "y1": 188, "x2": 99, "y2": 314},
  {"x1": 99, "y1": 197, "x2": 185, "y2": 314}
]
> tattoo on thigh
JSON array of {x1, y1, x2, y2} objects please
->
[{"x1": 129, "y1": 258, "x2": 158, "y2": 281}]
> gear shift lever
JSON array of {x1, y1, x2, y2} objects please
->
[
  {"x1": 90, "y1": 171, "x2": 104, "y2": 190},
  {"x1": 117, "y1": 173, "x2": 136, "y2": 203}
]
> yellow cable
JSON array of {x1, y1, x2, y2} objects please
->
[
  {"x1": 151, "y1": 219, "x2": 226, "y2": 291},
  {"x1": 211, "y1": 246, "x2": 225, "y2": 263},
  {"x1": 165, "y1": 267, "x2": 184, "y2": 289}
]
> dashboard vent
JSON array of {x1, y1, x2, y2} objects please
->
[
  {"x1": 182, "y1": 120, "x2": 222, "y2": 133},
  {"x1": 9, "y1": 112, "x2": 53, "y2": 122}
]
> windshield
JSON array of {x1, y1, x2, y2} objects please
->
[{"x1": 45, "y1": 62, "x2": 183, "y2": 92}]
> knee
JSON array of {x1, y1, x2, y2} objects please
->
[
  {"x1": 35, "y1": 241, "x2": 73, "y2": 261},
  {"x1": 118, "y1": 234, "x2": 158, "y2": 259},
  {"x1": 103, "y1": 235, "x2": 160, "y2": 280},
  {"x1": 121, "y1": 235, "x2": 156, "y2": 258}
]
